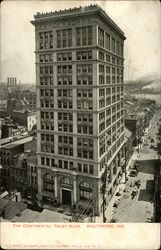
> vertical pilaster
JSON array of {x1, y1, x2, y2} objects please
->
[{"x1": 54, "y1": 173, "x2": 58, "y2": 198}]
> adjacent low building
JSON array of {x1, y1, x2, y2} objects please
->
[
  {"x1": 11, "y1": 110, "x2": 37, "y2": 131},
  {"x1": 26, "y1": 152, "x2": 37, "y2": 203},
  {"x1": 7, "y1": 90, "x2": 36, "y2": 112},
  {"x1": 124, "y1": 127, "x2": 133, "y2": 168},
  {"x1": 0, "y1": 136, "x2": 36, "y2": 193},
  {"x1": 125, "y1": 114, "x2": 143, "y2": 147}
]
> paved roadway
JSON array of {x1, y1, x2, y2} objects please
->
[
  {"x1": 114, "y1": 109, "x2": 161, "y2": 223},
  {"x1": 95, "y1": 109, "x2": 161, "y2": 223}
]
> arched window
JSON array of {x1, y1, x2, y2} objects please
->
[
  {"x1": 60, "y1": 177, "x2": 72, "y2": 185},
  {"x1": 43, "y1": 173, "x2": 54, "y2": 192}
]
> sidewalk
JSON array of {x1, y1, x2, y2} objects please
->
[
  {"x1": 95, "y1": 150, "x2": 139, "y2": 223},
  {"x1": 95, "y1": 144, "x2": 145, "y2": 223}
]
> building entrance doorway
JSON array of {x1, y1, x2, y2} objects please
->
[{"x1": 62, "y1": 189, "x2": 71, "y2": 205}]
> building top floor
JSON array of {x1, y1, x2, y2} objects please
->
[{"x1": 31, "y1": 4, "x2": 126, "y2": 40}]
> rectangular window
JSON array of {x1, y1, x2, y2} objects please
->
[
  {"x1": 98, "y1": 27, "x2": 104, "y2": 47},
  {"x1": 112, "y1": 38, "x2": 115, "y2": 53},
  {"x1": 89, "y1": 165, "x2": 93, "y2": 174},
  {"x1": 78, "y1": 163, "x2": 82, "y2": 172},
  {"x1": 76, "y1": 26, "x2": 92, "y2": 46},
  {"x1": 105, "y1": 33, "x2": 110, "y2": 50}
]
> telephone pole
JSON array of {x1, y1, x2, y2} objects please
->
[{"x1": 101, "y1": 166, "x2": 108, "y2": 223}]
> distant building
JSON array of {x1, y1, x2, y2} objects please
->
[
  {"x1": 7, "y1": 90, "x2": 36, "y2": 113},
  {"x1": 7, "y1": 77, "x2": 17, "y2": 87},
  {"x1": 124, "y1": 127, "x2": 133, "y2": 167},
  {"x1": 0, "y1": 136, "x2": 36, "y2": 192},
  {"x1": 0, "y1": 117, "x2": 26, "y2": 139},
  {"x1": 26, "y1": 153, "x2": 37, "y2": 202},
  {"x1": 11, "y1": 110, "x2": 37, "y2": 131},
  {"x1": 32, "y1": 5, "x2": 126, "y2": 215},
  {"x1": 125, "y1": 116, "x2": 141, "y2": 147}
]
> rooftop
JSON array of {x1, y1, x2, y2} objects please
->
[
  {"x1": 32, "y1": 4, "x2": 125, "y2": 38},
  {"x1": 0, "y1": 136, "x2": 33, "y2": 150},
  {"x1": 13, "y1": 110, "x2": 37, "y2": 115}
]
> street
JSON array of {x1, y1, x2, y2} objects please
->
[{"x1": 96, "y1": 109, "x2": 161, "y2": 223}]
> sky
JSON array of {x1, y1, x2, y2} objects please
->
[{"x1": 0, "y1": 0, "x2": 160, "y2": 84}]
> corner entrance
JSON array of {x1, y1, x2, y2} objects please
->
[{"x1": 62, "y1": 189, "x2": 71, "y2": 205}]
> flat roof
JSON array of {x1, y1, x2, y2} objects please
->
[
  {"x1": 0, "y1": 136, "x2": 33, "y2": 150},
  {"x1": 32, "y1": 4, "x2": 126, "y2": 39}
]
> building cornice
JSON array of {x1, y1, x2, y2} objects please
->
[{"x1": 31, "y1": 4, "x2": 126, "y2": 40}]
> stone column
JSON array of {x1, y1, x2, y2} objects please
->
[
  {"x1": 73, "y1": 174, "x2": 77, "y2": 203},
  {"x1": 54, "y1": 173, "x2": 58, "y2": 198}
]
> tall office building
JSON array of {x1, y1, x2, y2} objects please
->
[{"x1": 31, "y1": 5, "x2": 126, "y2": 215}]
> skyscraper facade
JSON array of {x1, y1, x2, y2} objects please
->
[{"x1": 31, "y1": 5, "x2": 126, "y2": 215}]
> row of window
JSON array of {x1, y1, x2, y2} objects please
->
[
  {"x1": 41, "y1": 111, "x2": 54, "y2": 120},
  {"x1": 58, "y1": 89, "x2": 72, "y2": 98},
  {"x1": 41, "y1": 157, "x2": 55, "y2": 167},
  {"x1": 57, "y1": 52, "x2": 72, "y2": 61},
  {"x1": 58, "y1": 123, "x2": 73, "y2": 133},
  {"x1": 58, "y1": 160, "x2": 73, "y2": 170},
  {"x1": 99, "y1": 51, "x2": 124, "y2": 66},
  {"x1": 39, "y1": 75, "x2": 123, "y2": 86},
  {"x1": 76, "y1": 26, "x2": 92, "y2": 46},
  {"x1": 58, "y1": 112, "x2": 73, "y2": 121},
  {"x1": 40, "y1": 66, "x2": 53, "y2": 74},
  {"x1": 99, "y1": 87, "x2": 123, "y2": 96},
  {"x1": 57, "y1": 29, "x2": 72, "y2": 48},
  {"x1": 77, "y1": 76, "x2": 92, "y2": 85},
  {"x1": 77, "y1": 113, "x2": 93, "y2": 123},
  {"x1": 58, "y1": 76, "x2": 72, "y2": 85},
  {"x1": 98, "y1": 27, "x2": 123, "y2": 56},
  {"x1": 77, "y1": 64, "x2": 92, "y2": 73},
  {"x1": 41, "y1": 122, "x2": 54, "y2": 131},
  {"x1": 41, "y1": 159, "x2": 94, "y2": 178},
  {"x1": 77, "y1": 100, "x2": 93, "y2": 110},
  {"x1": 99, "y1": 75, "x2": 123, "y2": 85},
  {"x1": 59, "y1": 147, "x2": 73, "y2": 156},
  {"x1": 39, "y1": 51, "x2": 123, "y2": 67},
  {"x1": 38, "y1": 27, "x2": 123, "y2": 58},
  {"x1": 57, "y1": 65, "x2": 72, "y2": 74},
  {"x1": 41, "y1": 144, "x2": 54, "y2": 153},
  {"x1": 40, "y1": 89, "x2": 54, "y2": 97},
  {"x1": 77, "y1": 125, "x2": 93, "y2": 134},
  {"x1": 99, "y1": 95, "x2": 122, "y2": 108},
  {"x1": 77, "y1": 89, "x2": 93, "y2": 98},
  {"x1": 41, "y1": 100, "x2": 54, "y2": 108},
  {"x1": 58, "y1": 100, "x2": 73, "y2": 109},
  {"x1": 58, "y1": 136, "x2": 73, "y2": 145},
  {"x1": 39, "y1": 31, "x2": 53, "y2": 50},
  {"x1": 78, "y1": 163, "x2": 93, "y2": 174},
  {"x1": 41, "y1": 133, "x2": 54, "y2": 142},
  {"x1": 77, "y1": 50, "x2": 92, "y2": 60},
  {"x1": 99, "y1": 64, "x2": 123, "y2": 75},
  {"x1": 40, "y1": 54, "x2": 53, "y2": 62},
  {"x1": 40, "y1": 98, "x2": 122, "y2": 111},
  {"x1": 40, "y1": 76, "x2": 53, "y2": 85},
  {"x1": 43, "y1": 176, "x2": 93, "y2": 200},
  {"x1": 78, "y1": 148, "x2": 93, "y2": 159}
]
